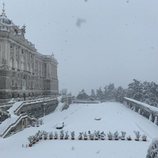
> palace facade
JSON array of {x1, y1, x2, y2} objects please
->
[{"x1": 0, "y1": 8, "x2": 58, "y2": 103}]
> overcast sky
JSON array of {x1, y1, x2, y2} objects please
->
[{"x1": 3, "y1": 0, "x2": 158, "y2": 94}]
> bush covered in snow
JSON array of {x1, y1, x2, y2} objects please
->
[
  {"x1": 134, "y1": 131, "x2": 141, "y2": 141},
  {"x1": 120, "y1": 131, "x2": 126, "y2": 140},
  {"x1": 142, "y1": 135, "x2": 147, "y2": 141},
  {"x1": 71, "y1": 131, "x2": 75, "y2": 140},
  {"x1": 60, "y1": 130, "x2": 64, "y2": 139},
  {"x1": 26, "y1": 130, "x2": 145, "y2": 147},
  {"x1": 49, "y1": 132, "x2": 53, "y2": 140},
  {"x1": 100, "y1": 132, "x2": 105, "y2": 140},
  {"x1": 54, "y1": 131, "x2": 58, "y2": 139},
  {"x1": 65, "y1": 131, "x2": 69, "y2": 139},
  {"x1": 146, "y1": 139, "x2": 158, "y2": 158},
  {"x1": 107, "y1": 132, "x2": 113, "y2": 140},
  {"x1": 114, "y1": 131, "x2": 119, "y2": 140}
]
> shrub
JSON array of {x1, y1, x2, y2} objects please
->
[
  {"x1": 134, "y1": 131, "x2": 141, "y2": 141},
  {"x1": 127, "y1": 135, "x2": 132, "y2": 141},
  {"x1": 71, "y1": 131, "x2": 75, "y2": 140},
  {"x1": 100, "y1": 132, "x2": 105, "y2": 140},
  {"x1": 49, "y1": 132, "x2": 53, "y2": 140},
  {"x1": 83, "y1": 132, "x2": 88, "y2": 140},
  {"x1": 114, "y1": 131, "x2": 119, "y2": 140},
  {"x1": 78, "y1": 132, "x2": 83, "y2": 140},
  {"x1": 28, "y1": 136, "x2": 34, "y2": 146},
  {"x1": 43, "y1": 131, "x2": 48, "y2": 140},
  {"x1": 89, "y1": 133, "x2": 94, "y2": 140},
  {"x1": 54, "y1": 131, "x2": 58, "y2": 139},
  {"x1": 60, "y1": 130, "x2": 64, "y2": 139},
  {"x1": 65, "y1": 131, "x2": 69, "y2": 139},
  {"x1": 108, "y1": 132, "x2": 113, "y2": 140},
  {"x1": 142, "y1": 135, "x2": 147, "y2": 141},
  {"x1": 121, "y1": 131, "x2": 126, "y2": 140}
]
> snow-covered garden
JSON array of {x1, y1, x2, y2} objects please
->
[{"x1": 0, "y1": 102, "x2": 158, "y2": 158}]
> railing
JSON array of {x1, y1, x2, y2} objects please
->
[
  {"x1": 123, "y1": 97, "x2": 158, "y2": 125},
  {"x1": 14, "y1": 102, "x2": 24, "y2": 115},
  {"x1": 0, "y1": 97, "x2": 58, "y2": 138},
  {"x1": 2, "y1": 114, "x2": 36, "y2": 138},
  {"x1": 14, "y1": 97, "x2": 58, "y2": 115}
]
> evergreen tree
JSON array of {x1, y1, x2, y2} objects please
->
[
  {"x1": 90, "y1": 89, "x2": 96, "y2": 100},
  {"x1": 76, "y1": 89, "x2": 89, "y2": 100},
  {"x1": 107, "y1": 83, "x2": 115, "y2": 101},
  {"x1": 115, "y1": 86, "x2": 125, "y2": 102},
  {"x1": 96, "y1": 88, "x2": 104, "y2": 101},
  {"x1": 104, "y1": 86, "x2": 108, "y2": 100},
  {"x1": 127, "y1": 79, "x2": 143, "y2": 101}
]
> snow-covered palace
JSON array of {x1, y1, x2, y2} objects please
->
[{"x1": 0, "y1": 7, "x2": 58, "y2": 103}]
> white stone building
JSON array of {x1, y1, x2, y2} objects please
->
[{"x1": 0, "y1": 6, "x2": 58, "y2": 103}]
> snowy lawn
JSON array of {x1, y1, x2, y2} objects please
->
[{"x1": 0, "y1": 102, "x2": 158, "y2": 158}]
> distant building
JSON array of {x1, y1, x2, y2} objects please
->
[{"x1": 0, "y1": 6, "x2": 58, "y2": 103}]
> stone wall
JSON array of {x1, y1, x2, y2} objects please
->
[
  {"x1": 17, "y1": 99, "x2": 58, "y2": 118},
  {"x1": 0, "y1": 69, "x2": 58, "y2": 100}
]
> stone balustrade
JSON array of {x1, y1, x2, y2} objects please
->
[{"x1": 123, "y1": 97, "x2": 158, "y2": 125}]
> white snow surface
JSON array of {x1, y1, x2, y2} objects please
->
[{"x1": 0, "y1": 102, "x2": 158, "y2": 158}]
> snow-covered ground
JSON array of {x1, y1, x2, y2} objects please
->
[{"x1": 0, "y1": 102, "x2": 158, "y2": 158}]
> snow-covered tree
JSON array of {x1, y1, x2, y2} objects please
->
[
  {"x1": 76, "y1": 89, "x2": 89, "y2": 100},
  {"x1": 90, "y1": 89, "x2": 96, "y2": 100},
  {"x1": 60, "y1": 130, "x2": 64, "y2": 139},
  {"x1": 83, "y1": 132, "x2": 88, "y2": 140},
  {"x1": 65, "y1": 131, "x2": 69, "y2": 139},
  {"x1": 78, "y1": 132, "x2": 83, "y2": 140},
  {"x1": 121, "y1": 131, "x2": 126, "y2": 140},
  {"x1": 134, "y1": 131, "x2": 141, "y2": 141},
  {"x1": 71, "y1": 131, "x2": 75, "y2": 140},
  {"x1": 54, "y1": 131, "x2": 58, "y2": 139},
  {"x1": 96, "y1": 88, "x2": 104, "y2": 101},
  {"x1": 142, "y1": 135, "x2": 147, "y2": 141},
  {"x1": 43, "y1": 131, "x2": 48, "y2": 140},
  {"x1": 107, "y1": 83, "x2": 116, "y2": 101},
  {"x1": 89, "y1": 133, "x2": 94, "y2": 140},
  {"x1": 28, "y1": 136, "x2": 34, "y2": 146},
  {"x1": 60, "y1": 89, "x2": 68, "y2": 96},
  {"x1": 127, "y1": 135, "x2": 132, "y2": 141},
  {"x1": 107, "y1": 132, "x2": 113, "y2": 140},
  {"x1": 49, "y1": 132, "x2": 53, "y2": 140},
  {"x1": 115, "y1": 86, "x2": 125, "y2": 102},
  {"x1": 127, "y1": 79, "x2": 143, "y2": 101},
  {"x1": 114, "y1": 131, "x2": 119, "y2": 140},
  {"x1": 127, "y1": 80, "x2": 158, "y2": 107},
  {"x1": 100, "y1": 131, "x2": 105, "y2": 140}
]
